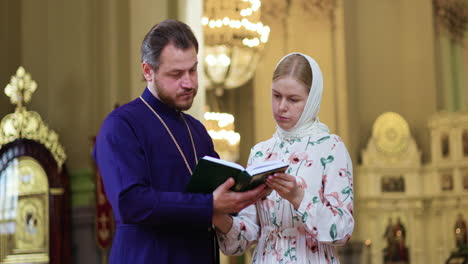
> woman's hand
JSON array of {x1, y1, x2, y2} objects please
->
[{"x1": 266, "y1": 172, "x2": 304, "y2": 209}]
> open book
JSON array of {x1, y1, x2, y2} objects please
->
[{"x1": 186, "y1": 156, "x2": 288, "y2": 193}]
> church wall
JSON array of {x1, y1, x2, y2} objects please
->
[
  {"x1": 343, "y1": 0, "x2": 438, "y2": 163},
  {"x1": 129, "y1": 0, "x2": 168, "y2": 99},
  {"x1": 0, "y1": 0, "x2": 21, "y2": 117},
  {"x1": 252, "y1": 18, "x2": 282, "y2": 143}
]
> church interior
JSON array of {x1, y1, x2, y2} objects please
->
[{"x1": 0, "y1": 0, "x2": 467, "y2": 263}]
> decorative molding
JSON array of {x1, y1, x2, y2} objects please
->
[
  {"x1": 433, "y1": 0, "x2": 468, "y2": 43},
  {"x1": 261, "y1": 0, "x2": 290, "y2": 24},
  {"x1": 0, "y1": 67, "x2": 67, "y2": 169},
  {"x1": 261, "y1": 0, "x2": 337, "y2": 23},
  {"x1": 300, "y1": 0, "x2": 337, "y2": 19},
  {"x1": 362, "y1": 112, "x2": 421, "y2": 166},
  {"x1": 428, "y1": 111, "x2": 468, "y2": 129}
]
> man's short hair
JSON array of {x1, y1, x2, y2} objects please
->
[{"x1": 141, "y1": 19, "x2": 199, "y2": 72}]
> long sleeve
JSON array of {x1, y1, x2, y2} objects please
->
[
  {"x1": 217, "y1": 204, "x2": 260, "y2": 255},
  {"x1": 294, "y1": 140, "x2": 354, "y2": 245},
  {"x1": 94, "y1": 112, "x2": 213, "y2": 228}
]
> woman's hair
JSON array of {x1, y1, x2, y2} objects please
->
[
  {"x1": 272, "y1": 54, "x2": 312, "y2": 91},
  {"x1": 141, "y1": 19, "x2": 199, "y2": 72}
]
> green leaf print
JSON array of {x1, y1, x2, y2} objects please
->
[
  {"x1": 254, "y1": 151, "x2": 263, "y2": 158},
  {"x1": 284, "y1": 246, "x2": 297, "y2": 260},
  {"x1": 336, "y1": 208, "x2": 344, "y2": 216},
  {"x1": 301, "y1": 212, "x2": 308, "y2": 223},
  {"x1": 307, "y1": 136, "x2": 330, "y2": 147},
  {"x1": 279, "y1": 142, "x2": 285, "y2": 148},
  {"x1": 342, "y1": 187, "x2": 352, "y2": 195},
  {"x1": 320, "y1": 155, "x2": 335, "y2": 169},
  {"x1": 329, "y1": 223, "x2": 337, "y2": 240},
  {"x1": 312, "y1": 196, "x2": 319, "y2": 204},
  {"x1": 273, "y1": 214, "x2": 280, "y2": 228},
  {"x1": 342, "y1": 186, "x2": 353, "y2": 202},
  {"x1": 317, "y1": 136, "x2": 331, "y2": 144},
  {"x1": 287, "y1": 167, "x2": 293, "y2": 174}
]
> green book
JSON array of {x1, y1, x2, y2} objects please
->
[{"x1": 186, "y1": 156, "x2": 288, "y2": 193}]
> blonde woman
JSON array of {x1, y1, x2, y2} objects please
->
[{"x1": 213, "y1": 53, "x2": 354, "y2": 263}]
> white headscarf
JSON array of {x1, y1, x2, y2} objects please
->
[{"x1": 274, "y1": 52, "x2": 330, "y2": 140}]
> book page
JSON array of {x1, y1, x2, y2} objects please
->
[
  {"x1": 202, "y1": 156, "x2": 245, "y2": 171},
  {"x1": 245, "y1": 160, "x2": 288, "y2": 176}
]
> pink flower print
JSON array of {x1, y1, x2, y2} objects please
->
[
  {"x1": 347, "y1": 202, "x2": 354, "y2": 215},
  {"x1": 329, "y1": 207, "x2": 339, "y2": 216},
  {"x1": 344, "y1": 234, "x2": 351, "y2": 242},
  {"x1": 325, "y1": 250, "x2": 331, "y2": 264},
  {"x1": 305, "y1": 160, "x2": 313, "y2": 167},
  {"x1": 322, "y1": 174, "x2": 328, "y2": 185},
  {"x1": 306, "y1": 202, "x2": 314, "y2": 211},
  {"x1": 297, "y1": 226, "x2": 306, "y2": 235},
  {"x1": 239, "y1": 221, "x2": 246, "y2": 232},
  {"x1": 273, "y1": 249, "x2": 282, "y2": 261},
  {"x1": 305, "y1": 235, "x2": 319, "y2": 253},
  {"x1": 319, "y1": 187, "x2": 325, "y2": 204},
  {"x1": 312, "y1": 226, "x2": 318, "y2": 236},
  {"x1": 265, "y1": 152, "x2": 278, "y2": 161},
  {"x1": 338, "y1": 168, "x2": 347, "y2": 177},
  {"x1": 262, "y1": 197, "x2": 275, "y2": 210},
  {"x1": 297, "y1": 177, "x2": 308, "y2": 189},
  {"x1": 291, "y1": 237, "x2": 297, "y2": 246},
  {"x1": 288, "y1": 152, "x2": 308, "y2": 164},
  {"x1": 326, "y1": 192, "x2": 344, "y2": 207}
]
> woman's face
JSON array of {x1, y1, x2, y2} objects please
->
[{"x1": 272, "y1": 77, "x2": 309, "y2": 130}]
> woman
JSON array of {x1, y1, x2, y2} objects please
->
[{"x1": 213, "y1": 53, "x2": 354, "y2": 263}]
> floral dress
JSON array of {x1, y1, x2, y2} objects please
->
[{"x1": 217, "y1": 133, "x2": 354, "y2": 264}]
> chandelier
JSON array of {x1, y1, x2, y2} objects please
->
[
  {"x1": 202, "y1": 0, "x2": 270, "y2": 93},
  {"x1": 204, "y1": 112, "x2": 241, "y2": 162}
]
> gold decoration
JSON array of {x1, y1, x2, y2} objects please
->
[
  {"x1": 1, "y1": 67, "x2": 66, "y2": 169},
  {"x1": 261, "y1": 0, "x2": 337, "y2": 23},
  {"x1": 49, "y1": 188, "x2": 65, "y2": 196},
  {"x1": 4, "y1": 67, "x2": 37, "y2": 107},
  {"x1": 372, "y1": 112, "x2": 411, "y2": 156},
  {"x1": 261, "y1": 0, "x2": 290, "y2": 24},
  {"x1": 433, "y1": 0, "x2": 468, "y2": 43},
  {"x1": 0, "y1": 157, "x2": 49, "y2": 263},
  {"x1": 202, "y1": 0, "x2": 270, "y2": 93},
  {"x1": 301, "y1": 0, "x2": 337, "y2": 18}
]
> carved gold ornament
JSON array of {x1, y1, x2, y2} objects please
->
[
  {"x1": 0, "y1": 67, "x2": 66, "y2": 169},
  {"x1": 261, "y1": 0, "x2": 336, "y2": 24},
  {"x1": 433, "y1": 0, "x2": 468, "y2": 43},
  {"x1": 0, "y1": 157, "x2": 49, "y2": 263},
  {"x1": 372, "y1": 112, "x2": 411, "y2": 156}
]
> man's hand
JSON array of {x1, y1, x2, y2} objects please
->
[{"x1": 213, "y1": 178, "x2": 269, "y2": 215}]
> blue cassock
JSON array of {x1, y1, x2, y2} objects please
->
[{"x1": 93, "y1": 88, "x2": 219, "y2": 263}]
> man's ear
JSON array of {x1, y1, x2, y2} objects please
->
[{"x1": 142, "y1": 63, "x2": 154, "y2": 82}]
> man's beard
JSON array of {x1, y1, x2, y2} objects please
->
[{"x1": 155, "y1": 81, "x2": 197, "y2": 111}]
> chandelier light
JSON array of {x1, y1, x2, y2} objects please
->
[
  {"x1": 204, "y1": 112, "x2": 241, "y2": 162},
  {"x1": 202, "y1": 0, "x2": 270, "y2": 93}
]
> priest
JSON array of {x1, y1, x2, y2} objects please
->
[{"x1": 93, "y1": 19, "x2": 269, "y2": 264}]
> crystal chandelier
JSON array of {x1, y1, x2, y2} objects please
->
[
  {"x1": 202, "y1": 0, "x2": 270, "y2": 93},
  {"x1": 204, "y1": 112, "x2": 241, "y2": 162}
]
